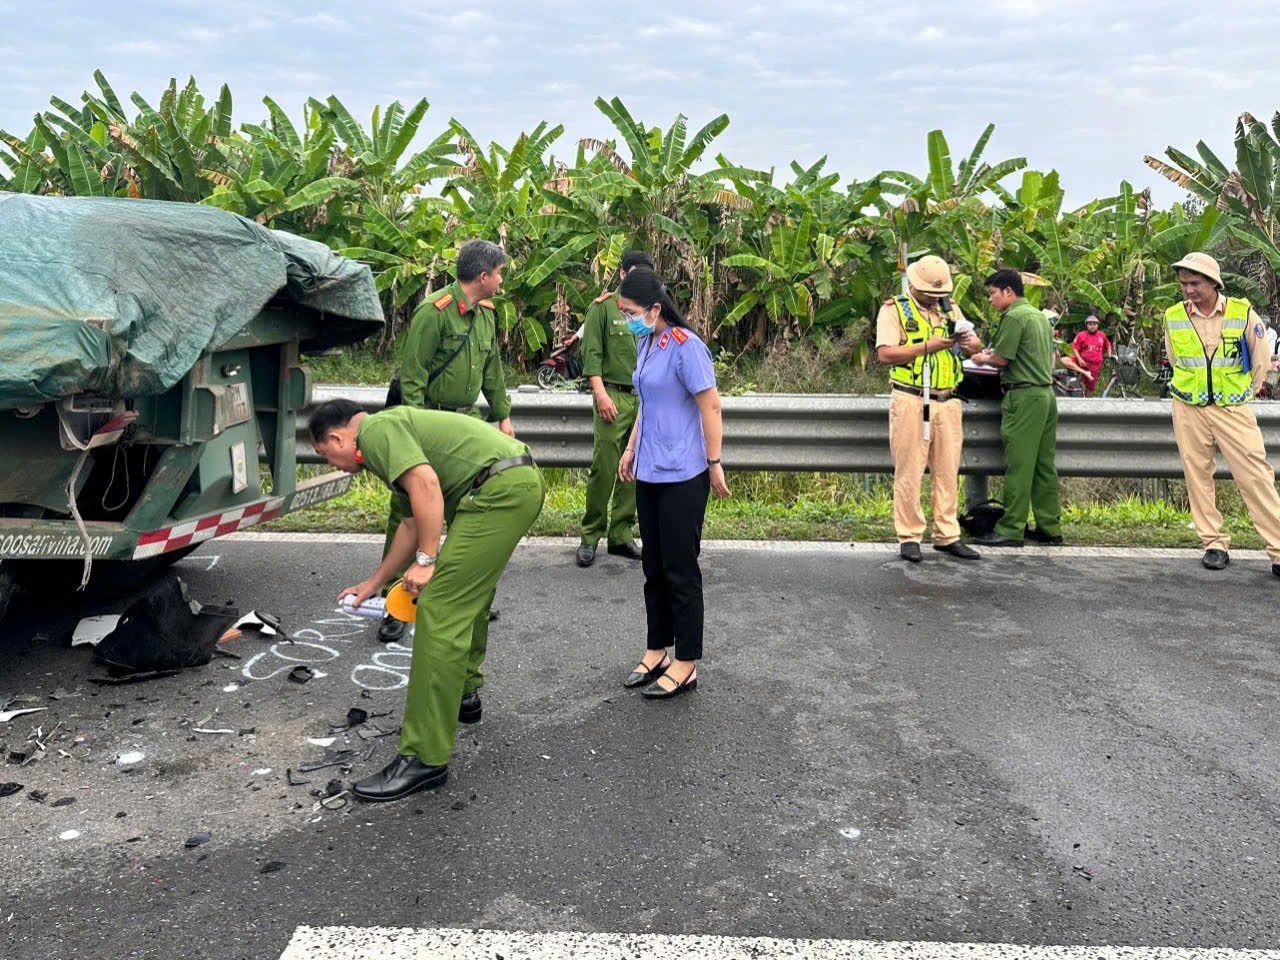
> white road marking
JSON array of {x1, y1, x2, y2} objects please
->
[
  {"x1": 279, "y1": 927, "x2": 1280, "y2": 959},
  {"x1": 224, "y1": 531, "x2": 1273, "y2": 562}
]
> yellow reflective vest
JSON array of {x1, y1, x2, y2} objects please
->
[
  {"x1": 1164, "y1": 298, "x2": 1253, "y2": 406},
  {"x1": 887, "y1": 296, "x2": 962, "y2": 390}
]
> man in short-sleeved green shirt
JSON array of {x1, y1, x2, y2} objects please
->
[
  {"x1": 379, "y1": 239, "x2": 515, "y2": 642},
  {"x1": 971, "y1": 269, "x2": 1064, "y2": 546},
  {"x1": 575, "y1": 250, "x2": 652, "y2": 567},
  {"x1": 310, "y1": 400, "x2": 543, "y2": 802}
]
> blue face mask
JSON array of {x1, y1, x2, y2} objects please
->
[{"x1": 626, "y1": 311, "x2": 656, "y2": 336}]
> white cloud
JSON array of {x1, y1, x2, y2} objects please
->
[
  {"x1": 640, "y1": 16, "x2": 721, "y2": 38},
  {"x1": 299, "y1": 12, "x2": 347, "y2": 29}
]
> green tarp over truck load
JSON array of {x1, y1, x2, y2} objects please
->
[{"x1": 0, "y1": 194, "x2": 384, "y2": 411}]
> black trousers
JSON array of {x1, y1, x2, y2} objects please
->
[{"x1": 636, "y1": 471, "x2": 710, "y2": 661}]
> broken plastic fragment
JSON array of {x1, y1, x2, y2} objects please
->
[
  {"x1": 0, "y1": 782, "x2": 23, "y2": 798},
  {"x1": 185, "y1": 832, "x2": 212, "y2": 848},
  {"x1": 259, "y1": 861, "x2": 286, "y2": 874},
  {"x1": 51, "y1": 797, "x2": 75, "y2": 807},
  {"x1": 0, "y1": 706, "x2": 47, "y2": 723},
  {"x1": 115, "y1": 751, "x2": 145, "y2": 766},
  {"x1": 58, "y1": 830, "x2": 80, "y2": 841},
  {"x1": 71, "y1": 615, "x2": 120, "y2": 647},
  {"x1": 297, "y1": 748, "x2": 357, "y2": 773},
  {"x1": 287, "y1": 665, "x2": 314, "y2": 684}
]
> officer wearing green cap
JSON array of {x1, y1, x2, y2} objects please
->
[
  {"x1": 576, "y1": 250, "x2": 653, "y2": 567},
  {"x1": 377, "y1": 239, "x2": 515, "y2": 642},
  {"x1": 310, "y1": 399, "x2": 543, "y2": 801}
]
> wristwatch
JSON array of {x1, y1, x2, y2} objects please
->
[
  {"x1": 707, "y1": 457, "x2": 721, "y2": 465},
  {"x1": 415, "y1": 550, "x2": 437, "y2": 567}
]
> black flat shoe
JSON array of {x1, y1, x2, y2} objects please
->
[
  {"x1": 1025, "y1": 526, "x2": 1064, "y2": 545},
  {"x1": 934, "y1": 541, "x2": 981, "y2": 560},
  {"x1": 352, "y1": 755, "x2": 448, "y2": 802},
  {"x1": 623, "y1": 654, "x2": 671, "y2": 689},
  {"x1": 1202, "y1": 549, "x2": 1229, "y2": 571},
  {"x1": 607, "y1": 541, "x2": 643, "y2": 561},
  {"x1": 376, "y1": 614, "x2": 406, "y2": 643},
  {"x1": 642, "y1": 668, "x2": 698, "y2": 699},
  {"x1": 899, "y1": 542, "x2": 922, "y2": 563},
  {"x1": 459, "y1": 691, "x2": 482, "y2": 724},
  {"x1": 973, "y1": 532, "x2": 1024, "y2": 547},
  {"x1": 576, "y1": 543, "x2": 597, "y2": 567}
]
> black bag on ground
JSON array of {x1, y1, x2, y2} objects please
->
[
  {"x1": 96, "y1": 577, "x2": 239, "y2": 674},
  {"x1": 958, "y1": 499, "x2": 1006, "y2": 538}
]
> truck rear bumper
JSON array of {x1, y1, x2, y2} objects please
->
[{"x1": 0, "y1": 471, "x2": 353, "y2": 561}]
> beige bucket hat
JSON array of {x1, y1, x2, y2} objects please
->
[
  {"x1": 1171, "y1": 252, "x2": 1223, "y2": 289},
  {"x1": 906, "y1": 254, "x2": 954, "y2": 295}
]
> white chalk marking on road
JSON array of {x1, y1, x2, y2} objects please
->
[
  {"x1": 279, "y1": 927, "x2": 1280, "y2": 960},
  {"x1": 225, "y1": 531, "x2": 1273, "y2": 562}
]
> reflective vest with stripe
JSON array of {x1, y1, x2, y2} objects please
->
[
  {"x1": 1164, "y1": 298, "x2": 1253, "y2": 406},
  {"x1": 888, "y1": 296, "x2": 962, "y2": 390}
]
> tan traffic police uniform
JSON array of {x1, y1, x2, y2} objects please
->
[
  {"x1": 1164, "y1": 254, "x2": 1280, "y2": 563},
  {"x1": 875, "y1": 258, "x2": 968, "y2": 546}
]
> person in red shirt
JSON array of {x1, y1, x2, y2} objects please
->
[{"x1": 1071, "y1": 315, "x2": 1113, "y2": 395}]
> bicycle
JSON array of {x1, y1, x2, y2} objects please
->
[{"x1": 1101, "y1": 345, "x2": 1169, "y2": 398}]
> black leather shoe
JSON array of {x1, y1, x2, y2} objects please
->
[
  {"x1": 1202, "y1": 549, "x2": 1230, "y2": 571},
  {"x1": 488, "y1": 608, "x2": 499, "y2": 622},
  {"x1": 642, "y1": 668, "x2": 698, "y2": 699},
  {"x1": 899, "y1": 542, "x2": 922, "y2": 563},
  {"x1": 607, "y1": 541, "x2": 643, "y2": 561},
  {"x1": 935, "y1": 541, "x2": 981, "y2": 561},
  {"x1": 459, "y1": 691, "x2": 482, "y2": 724},
  {"x1": 576, "y1": 543, "x2": 597, "y2": 567},
  {"x1": 1025, "y1": 526, "x2": 1064, "y2": 545},
  {"x1": 623, "y1": 654, "x2": 671, "y2": 689},
  {"x1": 376, "y1": 614, "x2": 406, "y2": 643},
  {"x1": 1273, "y1": 563, "x2": 1279, "y2": 579},
  {"x1": 973, "y1": 532, "x2": 1024, "y2": 547},
  {"x1": 352, "y1": 755, "x2": 448, "y2": 802}
]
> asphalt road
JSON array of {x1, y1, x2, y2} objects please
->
[{"x1": 1, "y1": 535, "x2": 1278, "y2": 959}]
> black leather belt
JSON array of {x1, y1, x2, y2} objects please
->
[
  {"x1": 604, "y1": 382, "x2": 634, "y2": 394},
  {"x1": 892, "y1": 383, "x2": 957, "y2": 401},
  {"x1": 1001, "y1": 382, "x2": 1045, "y2": 393},
  {"x1": 472, "y1": 454, "x2": 536, "y2": 489},
  {"x1": 427, "y1": 402, "x2": 473, "y2": 413}
]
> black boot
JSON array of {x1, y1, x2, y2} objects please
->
[{"x1": 459, "y1": 691, "x2": 482, "y2": 724}]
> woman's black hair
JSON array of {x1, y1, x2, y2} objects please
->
[{"x1": 618, "y1": 266, "x2": 687, "y2": 328}]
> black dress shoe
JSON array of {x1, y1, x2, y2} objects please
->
[
  {"x1": 642, "y1": 668, "x2": 698, "y2": 699},
  {"x1": 623, "y1": 654, "x2": 671, "y2": 689},
  {"x1": 352, "y1": 755, "x2": 448, "y2": 802},
  {"x1": 576, "y1": 543, "x2": 597, "y2": 567},
  {"x1": 973, "y1": 532, "x2": 1024, "y2": 547},
  {"x1": 458, "y1": 691, "x2": 482, "y2": 724},
  {"x1": 1025, "y1": 526, "x2": 1064, "y2": 545},
  {"x1": 1273, "y1": 563, "x2": 1280, "y2": 579},
  {"x1": 488, "y1": 608, "x2": 499, "y2": 622},
  {"x1": 934, "y1": 541, "x2": 981, "y2": 560},
  {"x1": 607, "y1": 541, "x2": 643, "y2": 561},
  {"x1": 1202, "y1": 549, "x2": 1230, "y2": 571},
  {"x1": 376, "y1": 614, "x2": 406, "y2": 643},
  {"x1": 899, "y1": 542, "x2": 922, "y2": 563}
]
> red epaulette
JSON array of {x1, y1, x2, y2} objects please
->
[
  {"x1": 433, "y1": 292, "x2": 455, "y2": 311},
  {"x1": 670, "y1": 327, "x2": 689, "y2": 345}
]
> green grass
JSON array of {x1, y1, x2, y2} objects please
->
[{"x1": 263, "y1": 468, "x2": 1269, "y2": 550}]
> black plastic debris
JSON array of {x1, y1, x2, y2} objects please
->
[
  {"x1": 286, "y1": 769, "x2": 310, "y2": 787},
  {"x1": 185, "y1": 832, "x2": 212, "y2": 848},
  {"x1": 297, "y1": 748, "x2": 356, "y2": 773},
  {"x1": 0, "y1": 782, "x2": 23, "y2": 798},
  {"x1": 260, "y1": 861, "x2": 286, "y2": 874},
  {"x1": 28, "y1": 789, "x2": 48, "y2": 803},
  {"x1": 50, "y1": 796, "x2": 75, "y2": 807},
  {"x1": 287, "y1": 665, "x2": 314, "y2": 685},
  {"x1": 346, "y1": 708, "x2": 368, "y2": 727},
  {"x1": 89, "y1": 669, "x2": 182, "y2": 686},
  {"x1": 95, "y1": 577, "x2": 239, "y2": 674},
  {"x1": 310, "y1": 778, "x2": 344, "y2": 800}
]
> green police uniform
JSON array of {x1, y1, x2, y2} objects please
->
[
  {"x1": 383, "y1": 281, "x2": 514, "y2": 574},
  {"x1": 580, "y1": 290, "x2": 639, "y2": 548},
  {"x1": 990, "y1": 297, "x2": 1063, "y2": 540},
  {"x1": 357, "y1": 407, "x2": 544, "y2": 767}
]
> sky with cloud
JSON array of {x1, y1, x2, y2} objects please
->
[{"x1": 1, "y1": 0, "x2": 1275, "y2": 206}]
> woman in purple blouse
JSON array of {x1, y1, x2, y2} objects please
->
[{"x1": 616, "y1": 268, "x2": 730, "y2": 699}]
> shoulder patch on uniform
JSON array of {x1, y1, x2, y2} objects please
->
[
  {"x1": 478, "y1": 298, "x2": 495, "y2": 309},
  {"x1": 433, "y1": 293, "x2": 454, "y2": 311},
  {"x1": 658, "y1": 332, "x2": 671, "y2": 350},
  {"x1": 670, "y1": 327, "x2": 689, "y2": 345},
  {"x1": 594, "y1": 290, "x2": 614, "y2": 303}
]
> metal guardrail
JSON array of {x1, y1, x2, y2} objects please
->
[{"x1": 293, "y1": 384, "x2": 1280, "y2": 480}]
